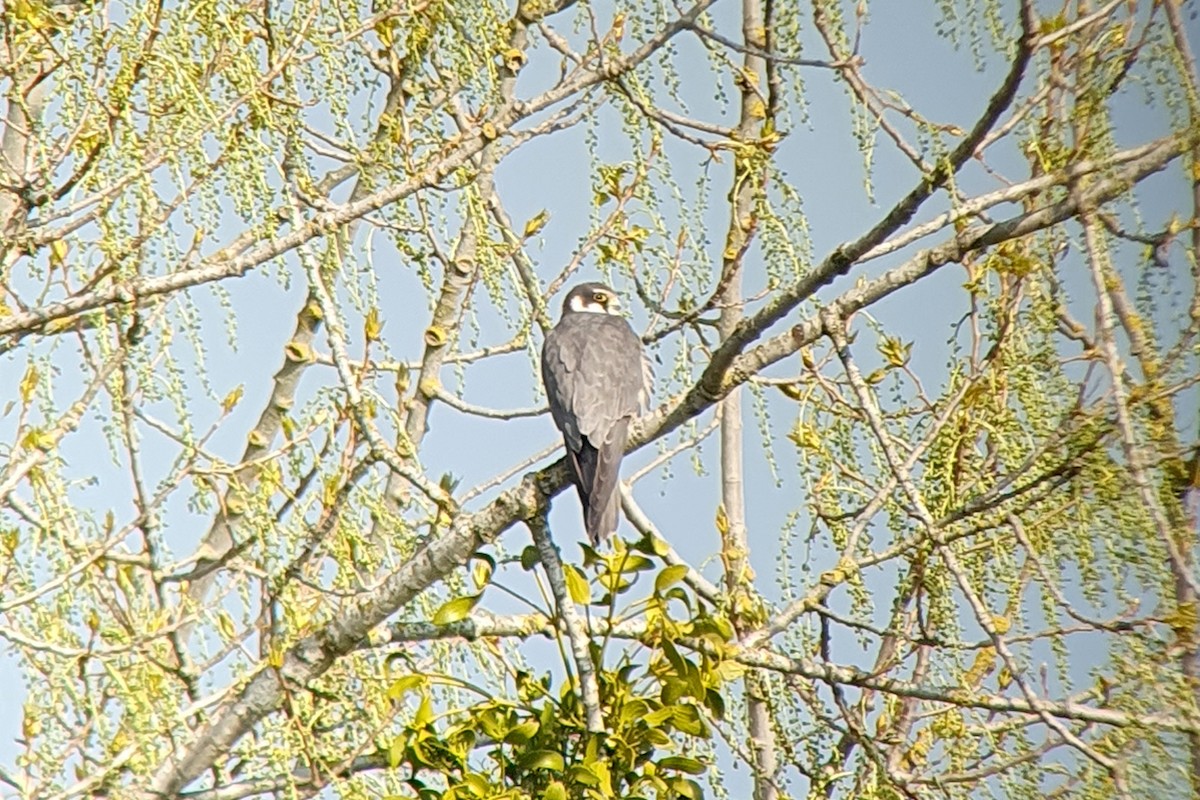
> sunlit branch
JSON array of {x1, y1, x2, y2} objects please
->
[
  {"x1": 360, "y1": 610, "x2": 1195, "y2": 734},
  {"x1": 527, "y1": 513, "x2": 604, "y2": 733},
  {"x1": 1082, "y1": 211, "x2": 1197, "y2": 599},
  {"x1": 179, "y1": 295, "x2": 325, "y2": 620},
  {"x1": 687, "y1": 19, "x2": 848, "y2": 69},
  {"x1": 723, "y1": 133, "x2": 1192, "y2": 396},
  {"x1": 859, "y1": 137, "x2": 1179, "y2": 265},
  {"x1": 1034, "y1": 0, "x2": 1126, "y2": 49},
  {"x1": 0, "y1": 0, "x2": 720, "y2": 353},
  {"x1": 175, "y1": 753, "x2": 390, "y2": 800},
  {"x1": 0, "y1": 339, "x2": 129, "y2": 500},
  {"x1": 460, "y1": 441, "x2": 562, "y2": 505},
  {"x1": 619, "y1": 486, "x2": 721, "y2": 604},
  {"x1": 825, "y1": 315, "x2": 1132, "y2": 792},
  {"x1": 302, "y1": 221, "x2": 451, "y2": 510},
  {"x1": 424, "y1": 380, "x2": 547, "y2": 420}
]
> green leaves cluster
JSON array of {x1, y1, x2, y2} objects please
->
[
  {"x1": 385, "y1": 672, "x2": 707, "y2": 800},
  {"x1": 393, "y1": 542, "x2": 740, "y2": 800}
]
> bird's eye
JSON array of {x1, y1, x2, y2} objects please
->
[{"x1": 593, "y1": 292, "x2": 608, "y2": 303}]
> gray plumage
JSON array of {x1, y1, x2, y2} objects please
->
[{"x1": 541, "y1": 282, "x2": 647, "y2": 545}]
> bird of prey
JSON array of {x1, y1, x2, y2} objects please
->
[{"x1": 541, "y1": 282, "x2": 648, "y2": 545}]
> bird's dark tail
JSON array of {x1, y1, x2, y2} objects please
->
[{"x1": 578, "y1": 418, "x2": 629, "y2": 545}]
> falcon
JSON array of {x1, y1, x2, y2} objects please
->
[{"x1": 541, "y1": 282, "x2": 648, "y2": 545}]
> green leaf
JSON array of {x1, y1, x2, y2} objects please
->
[
  {"x1": 710, "y1": 614, "x2": 735, "y2": 641},
  {"x1": 523, "y1": 209, "x2": 550, "y2": 238},
  {"x1": 660, "y1": 637, "x2": 688, "y2": 676},
  {"x1": 619, "y1": 698, "x2": 650, "y2": 723},
  {"x1": 477, "y1": 708, "x2": 508, "y2": 741},
  {"x1": 689, "y1": 615, "x2": 726, "y2": 642},
  {"x1": 504, "y1": 719, "x2": 540, "y2": 744},
  {"x1": 520, "y1": 545, "x2": 540, "y2": 571},
  {"x1": 659, "y1": 756, "x2": 706, "y2": 774},
  {"x1": 705, "y1": 687, "x2": 726, "y2": 720},
  {"x1": 519, "y1": 750, "x2": 565, "y2": 772},
  {"x1": 565, "y1": 564, "x2": 590, "y2": 604},
  {"x1": 567, "y1": 765, "x2": 599, "y2": 787},
  {"x1": 471, "y1": 553, "x2": 495, "y2": 590},
  {"x1": 387, "y1": 674, "x2": 426, "y2": 701},
  {"x1": 644, "y1": 706, "x2": 674, "y2": 728},
  {"x1": 878, "y1": 334, "x2": 912, "y2": 367},
  {"x1": 672, "y1": 777, "x2": 704, "y2": 799},
  {"x1": 655, "y1": 564, "x2": 689, "y2": 594},
  {"x1": 221, "y1": 385, "x2": 243, "y2": 413},
  {"x1": 50, "y1": 238, "x2": 69, "y2": 267},
  {"x1": 599, "y1": 570, "x2": 632, "y2": 594},
  {"x1": 544, "y1": 781, "x2": 567, "y2": 800},
  {"x1": 433, "y1": 593, "x2": 480, "y2": 625},
  {"x1": 685, "y1": 661, "x2": 706, "y2": 700},
  {"x1": 661, "y1": 679, "x2": 688, "y2": 706},
  {"x1": 672, "y1": 704, "x2": 710, "y2": 738},
  {"x1": 388, "y1": 734, "x2": 407, "y2": 768},
  {"x1": 215, "y1": 610, "x2": 236, "y2": 641},
  {"x1": 461, "y1": 772, "x2": 489, "y2": 797},
  {"x1": 414, "y1": 693, "x2": 435, "y2": 728},
  {"x1": 644, "y1": 727, "x2": 671, "y2": 746},
  {"x1": 664, "y1": 586, "x2": 693, "y2": 609},
  {"x1": 621, "y1": 554, "x2": 655, "y2": 572},
  {"x1": 364, "y1": 306, "x2": 384, "y2": 341},
  {"x1": 446, "y1": 725, "x2": 477, "y2": 757}
]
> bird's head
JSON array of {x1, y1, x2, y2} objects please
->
[{"x1": 563, "y1": 282, "x2": 623, "y2": 316}]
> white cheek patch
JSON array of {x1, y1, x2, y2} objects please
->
[{"x1": 570, "y1": 295, "x2": 608, "y2": 314}]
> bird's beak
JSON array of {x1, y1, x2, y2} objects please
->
[{"x1": 607, "y1": 296, "x2": 623, "y2": 313}]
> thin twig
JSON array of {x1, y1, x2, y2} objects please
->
[{"x1": 619, "y1": 485, "x2": 721, "y2": 604}]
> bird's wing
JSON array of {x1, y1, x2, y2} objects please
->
[
  {"x1": 574, "y1": 317, "x2": 643, "y2": 543},
  {"x1": 564, "y1": 444, "x2": 590, "y2": 516},
  {"x1": 540, "y1": 324, "x2": 583, "y2": 452},
  {"x1": 584, "y1": 416, "x2": 629, "y2": 545},
  {"x1": 572, "y1": 318, "x2": 645, "y2": 441},
  {"x1": 638, "y1": 350, "x2": 653, "y2": 413}
]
